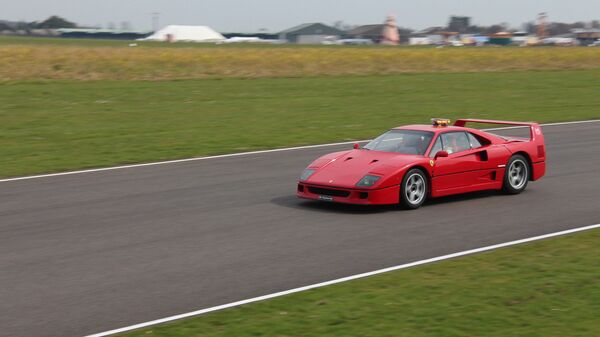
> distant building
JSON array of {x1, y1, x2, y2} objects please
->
[
  {"x1": 488, "y1": 32, "x2": 513, "y2": 45},
  {"x1": 346, "y1": 24, "x2": 413, "y2": 44},
  {"x1": 413, "y1": 27, "x2": 445, "y2": 36},
  {"x1": 447, "y1": 16, "x2": 471, "y2": 34},
  {"x1": 278, "y1": 23, "x2": 343, "y2": 44},
  {"x1": 346, "y1": 24, "x2": 385, "y2": 43},
  {"x1": 511, "y1": 31, "x2": 539, "y2": 46},
  {"x1": 573, "y1": 29, "x2": 600, "y2": 46}
]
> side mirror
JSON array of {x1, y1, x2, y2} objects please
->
[
  {"x1": 434, "y1": 150, "x2": 449, "y2": 159},
  {"x1": 353, "y1": 143, "x2": 360, "y2": 149}
]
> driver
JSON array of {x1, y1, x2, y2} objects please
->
[{"x1": 401, "y1": 135, "x2": 425, "y2": 155}]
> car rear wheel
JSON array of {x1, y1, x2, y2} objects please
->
[
  {"x1": 502, "y1": 154, "x2": 529, "y2": 194},
  {"x1": 400, "y1": 169, "x2": 428, "y2": 209}
]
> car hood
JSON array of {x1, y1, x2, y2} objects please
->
[{"x1": 306, "y1": 149, "x2": 422, "y2": 188}]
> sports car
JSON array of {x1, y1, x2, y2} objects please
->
[{"x1": 297, "y1": 118, "x2": 546, "y2": 209}]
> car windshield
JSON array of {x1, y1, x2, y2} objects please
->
[{"x1": 363, "y1": 130, "x2": 434, "y2": 155}]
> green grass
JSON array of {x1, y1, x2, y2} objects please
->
[
  {"x1": 1, "y1": 69, "x2": 599, "y2": 178},
  {"x1": 118, "y1": 229, "x2": 600, "y2": 337}
]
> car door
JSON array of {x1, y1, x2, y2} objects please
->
[{"x1": 431, "y1": 131, "x2": 483, "y2": 193}]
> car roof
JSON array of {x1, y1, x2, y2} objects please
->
[
  {"x1": 391, "y1": 124, "x2": 470, "y2": 133},
  {"x1": 391, "y1": 124, "x2": 507, "y2": 144}
]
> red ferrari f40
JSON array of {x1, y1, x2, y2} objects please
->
[{"x1": 297, "y1": 119, "x2": 546, "y2": 209}]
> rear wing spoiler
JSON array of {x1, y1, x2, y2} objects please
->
[{"x1": 454, "y1": 119, "x2": 543, "y2": 141}]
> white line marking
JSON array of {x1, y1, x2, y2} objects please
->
[
  {"x1": 0, "y1": 140, "x2": 369, "y2": 184},
  {"x1": 86, "y1": 223, "x2": 600, "y2": 337},
  {"x1": 2, "y1": 119, "x2": 599, "y2": 184}
]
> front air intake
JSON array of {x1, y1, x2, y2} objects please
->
[{"x1": 307, "y1": 187, "x2": 350, "y2": 197}]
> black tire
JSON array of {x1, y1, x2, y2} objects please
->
[
  {"x1": 400, "y1": 168, "x2": 428, "y2": 209},
  {"x1": 502, "y1": 154, "x2": 529, "y2": 194}
]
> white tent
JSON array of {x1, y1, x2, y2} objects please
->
[{"x1": 144, "y1": 25, "x2": 225, "y2": 42}]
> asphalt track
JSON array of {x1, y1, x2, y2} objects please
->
[{"x1": 1, "y1": 122, "x2": 599, "y2": 337}]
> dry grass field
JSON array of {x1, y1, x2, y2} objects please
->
[{"x1": 1, "y1": 42, "x2": 599, "y2": 80}]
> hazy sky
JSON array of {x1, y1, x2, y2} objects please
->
[{"x1": 3, "y1": 0, "x2": 599, "y2": 32}]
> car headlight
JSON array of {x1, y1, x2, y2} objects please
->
[
  {"x1": 356, "y1": 175, "x2": 381, "y2": 187},
  {"x1": 300, "y1": 168, "x2": 316, "y2": 181}
]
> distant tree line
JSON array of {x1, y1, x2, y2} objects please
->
[
  {"x1": 34, "y1": 16, "x2": 77, "y2": 29},
  {"x1": 0, "y1": 16, "x2": 76, "y2": 31}
]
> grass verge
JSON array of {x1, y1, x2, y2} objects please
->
[
  {"x1": 1, "y1": 70, "x2": 599, "y2": 178},
  {"x1": 118, "y1": 228, "x2": 600, "y2": 337}
]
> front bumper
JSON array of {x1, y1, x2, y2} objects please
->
[{"x1": 297, "y1": 182, "x2": 400, "y2": 205}]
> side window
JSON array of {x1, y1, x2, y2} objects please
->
[
  {"x1": 441, "y1": 132, "x2": 470, "y2": 154},
  {"x1": 429, "y1": 137, "x2": 442, "y2": 158},
  {"x1": 467, "y1": 133, "x2": 483, "y2": 149}
]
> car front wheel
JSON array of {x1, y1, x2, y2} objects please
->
[{"x1": 400, "y1": 168, "x2": 428, "y2": 209}]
